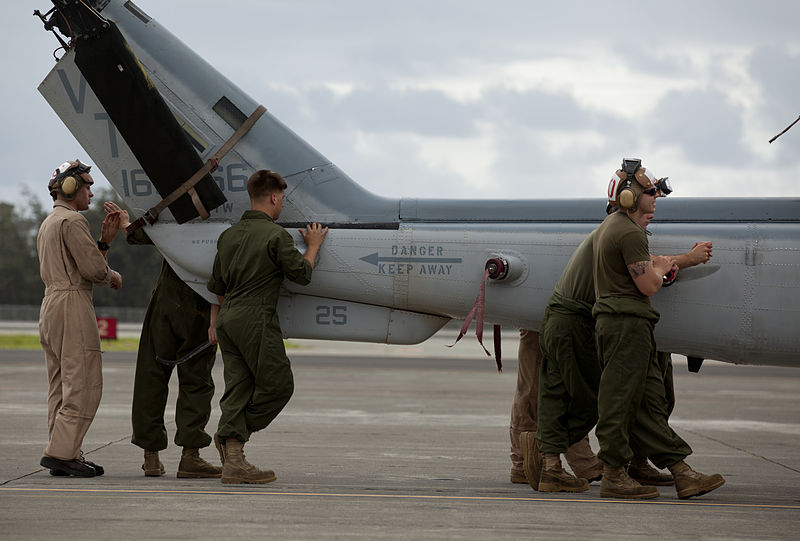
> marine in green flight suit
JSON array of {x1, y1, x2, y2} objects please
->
[
  {"x1": 593, "y1": 161, "x2": 724, "y2": 500},
  {"x1": 208, "y1": 212, "x2": 310, "y2": 443},
  {"x1": 207, "y1": 169, "x2": 327, "y2": 484},
  {"x1": 105, "y1": 202, "x2": 221, "y2": 478},
  {"x1": 592, "y1": 200, "x2": 679, "y2": 499},
  {"x1": 536, "y1": 231, "x2": 602, "y2": 480}
]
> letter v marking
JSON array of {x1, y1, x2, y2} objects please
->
[{"x1": 56, "y1": 69, "x2": 86, "y2": 114}]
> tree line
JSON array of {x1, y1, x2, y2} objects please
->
[{"x1": 0, "y1": 187, "x2": 163, "y2": 308}]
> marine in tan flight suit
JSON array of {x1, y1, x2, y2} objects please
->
[{"x1": 37, "y1": 160, "x2": 122, "y2": 477}]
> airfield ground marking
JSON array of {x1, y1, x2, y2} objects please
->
[
  {"x1": 681, "y1": 427, "x2": 800, "y2": 475},
  {"x1": 1, "y1": 486, "x2": 798, "y2": 510}
]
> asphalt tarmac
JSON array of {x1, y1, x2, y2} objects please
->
[{"x1": 1, "y1": 339, "x2": 799, "y2": 540}]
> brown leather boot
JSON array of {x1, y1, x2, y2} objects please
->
[
  {"x1": 510, "y1": 466, "x2": 527, "y2": 484},
  {"x1": 538, "y1": 453, "x2": 589, "y2": 493},
  {"x1": 573, "y1": 460, "x2": 604, "y2": 483},
  {"x1": 221, "y1": 438, "x2": 277, "y2": 484},
  {"x1": 213, "y1": 433, "x2": 226, "y2": 466},
  {"x1": 600, "y1": 465, "x2": 659, "y2": 499},
  {"x1": 142, "y1": 450, "x2": 165, "y2": 477},
  {"x1": 177, "y1": 447, "x2": 222, "y2": 479},
  {"x1": 628, "y1": 456, "x2": 674, "y2": 486},
  {"x1": 519, "y1": 432, "x2": 543, "y2": 491},
  {"x1": 668, "y1": 460, "x2": 725, "y2": 499}
]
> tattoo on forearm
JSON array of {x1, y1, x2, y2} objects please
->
[{"x1": 628, "y1": 260, "x2": 651, "y2": 278}]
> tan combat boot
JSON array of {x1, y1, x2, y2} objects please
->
[
  {"x1": 142, "y1": 450, "x2": 165, "y2": 477},
  {"x1": 213, "y1": 433, "x2": 226, "y2": 466},
  {"x1": 510, "y1": 465, "x2": 527, "y2": 484},
  {"x1": 538, "y1": 453, "x2": 589, "y2": 493},
  {"x1": 574, "y1": 459, "x2": 604, "y2": 483},
  {"x1": 667, "y1": 460, "x2": 725, "y2": 499},
  {"x1": 519, "y1": 432, "x2": 543, "y2": 491},
  {"x1": 177, "y1": 447, "x2": 223, "y2": 479},
  {"x1": 221, "y1": 438, "x2": 277, "y2": 484},
  {"x1": 628, "y1": 455, "x2": 674, "y2": 486},
  {"x1": 600, "y1": 465, "x2": 659, "y2": 499}
]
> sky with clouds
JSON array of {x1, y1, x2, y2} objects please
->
[{"x1": 4, "y1": 0, "x2": 800, "y2": 208}]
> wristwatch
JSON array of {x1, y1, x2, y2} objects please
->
[{"x1": 97, "y1": 240, "x2": 110, "y2": 251}]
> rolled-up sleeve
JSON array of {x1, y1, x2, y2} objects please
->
[{"x1": 207, "y1": 251, "x2": 227, "y2": 296}]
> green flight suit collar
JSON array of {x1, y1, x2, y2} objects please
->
[{"x1": 241, "y1": 209, "x2": 275, "y2": 222}]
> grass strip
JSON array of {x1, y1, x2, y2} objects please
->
[
  {"x1": 0, "y1": 334, "x2": 140, "y2": 351},
  {"x1": 0, "y1": 334, "x2": 300, "y2": 351}
]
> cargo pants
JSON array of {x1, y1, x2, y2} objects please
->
[
  {"x1": 536, "y1": 307, "x2": 602, "y2": 454},
  {"x1": 130, "y1": 275, "x2": 215, "y2": 451},
  {"x1": 510, "y1": 329, "x2": 599, "y2": 474},
  {"x1": 595, "y1": 314, "x2": 691, "y2": 468},
  {"x1": 216, "y1": 302, "x2": 294, "y2": 443}
]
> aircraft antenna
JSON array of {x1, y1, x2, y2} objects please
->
[{"x1": 769, "y1": 114, "x2": 800, "y2": 143}]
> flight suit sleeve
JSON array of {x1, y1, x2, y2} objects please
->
[
  {"x1": 207, "y1": 251, "x2": 227, "y2": 296},
  {"x1": 63, "y1": 216, "x2": 113, "y2": 284},
  {"x1": 274, "y1": 229, "x2": 313, "y2": 285}
]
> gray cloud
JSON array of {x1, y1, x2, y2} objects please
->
[
  {"x1": 650, "y1": 88, "x2": 751, "y2": 166},
  {"x1": 611, "y1": 44, "x2": 696, "y2": 79},
  {"x1": 482, "y1": 88, "x2": 593, "y2": 131},
  {"x1": 336, "y1": 88, "x2": 477, "y2": 136},
  {"x1": 750, "y1": 46, "x2": 800, "y2": 125}
]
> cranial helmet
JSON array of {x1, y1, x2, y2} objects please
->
[
  {"x1": 606, "y1": 158, "x2": 658, "y2": 212},
  {"x1": 49, "y1": 159, "x2": 92, "y2": 200}
]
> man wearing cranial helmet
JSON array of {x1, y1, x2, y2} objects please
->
[
  {"x1": 512, "y1": 160, "x2": 716, "y2": 495},
  {"x1": 37, "y1": 159, "x2": 123, "y2": 477},
  {"x1": 591, "y1": 158, "x2": 724, "y2": 499}
]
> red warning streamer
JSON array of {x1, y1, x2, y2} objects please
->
[{"x1": 448, "y1": 260, "x2": 503, "y2": 372}]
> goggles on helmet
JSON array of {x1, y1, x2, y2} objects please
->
[
  {"x1": 49, "y1": 160, "x2": 93, "y2": 192},
  {"x1": 52, "y1": 159, "x2": 92, "y2": 180},
  {"x1": 655, "y1": 176, "x2": 672, "y2": 196}
]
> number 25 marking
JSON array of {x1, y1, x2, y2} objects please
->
[{"x1": 316, "y1": 305, "x2": 347, "y2": 325}]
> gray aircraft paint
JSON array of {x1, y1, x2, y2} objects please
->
[{"x1": 37, "y1": 0, "x2": 800, "y2": 366}]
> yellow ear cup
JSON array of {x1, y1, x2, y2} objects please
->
[
  {"x1": 618, "y1": 188, "x2": 635, "y2": 209},
  {"x1": 61, "y1": 175, "x2": 78, "y2": 195}
]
